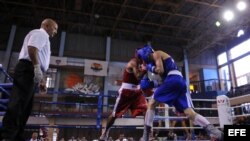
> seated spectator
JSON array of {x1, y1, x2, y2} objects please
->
[
  {"x1": 79, "y1": 137, "x2": 87, "y2": 141},
  {"x1": 30, "y1": 132, "x2": 39, "y2": 141},
  {"x1": 195, "y1": 131, "x2": 209, "y2": 140},
  {"x1": 234, "y1": 116, "x2": 248, "y2": 125},
  {"x1": 127, "y1": 137, "x2": 134, "y2": 141},
  {"x1": 167, "y1": 131, "x2": 177, "y2": 141},
  {"x1": 108, "y1": 136, "x2": 114, "y2": 141},
  {"x1": 115, "y1": 134, "x2": 127, "y2": 141},
  {"x1": 59, "y1": 137, "x2": 65, "y2": 141},
  {"x1": 68, "y1": 136, "x2": 77, "y2": 141}
]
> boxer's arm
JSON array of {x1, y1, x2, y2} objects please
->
[{"x1": 153, "y1": 52, "x2": 164, "y2": 75}]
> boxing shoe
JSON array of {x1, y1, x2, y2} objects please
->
[
  {"x1": 185, "y1": 133, "x2": 192, "y2": 140},
  {"x1": 99, "y1": 129, "x2": 109, "y2": 141},
  {"x1": 99, "y1": 133, "x2": 108, "y2": 141},
  {"x1": 205, "y1": 124, "x2": 224, "y2": 141}
]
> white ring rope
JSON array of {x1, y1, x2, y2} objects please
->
[
  {"x1": 155, "y1": 106, "x2": 218, "y2": 110},
  {"x1": 231, "y1": 113, "x2": 250, "y2": 118},
  {"x1": 153, "y1": 116, "x2": 218, "y2": 120},
  {"x1": 153, "y1": 127, "x2": 203, "y2": 129},
  {"x1": 229, "y1": 104, "x2": 250, "y2": 117},
  {"x1": 146, "y1": 97, "x2": 217, "y2": 102},
  {"x1": 194, "y1": 107, "x2": 218, "y2": 110},
  {"x1": 136, "y1": 127, "x2": 203, "y2": 129},
  {"x1": 154, "y1": 116, "x2": 188, "y2": 120},
  {"x1": 192, "y1": 99, "x2": 217, "y2": 102},
  {"x1": 230, "y1": 105, "x2": 247, "y2": 109}
]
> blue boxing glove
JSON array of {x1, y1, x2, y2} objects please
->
[
  {"x1": 147, "y1": 63, "x2": 156, "y2": 73},
  {"x1": 140, "y1": 78, "x2": 154, "y2": 90},
  {"x1": 140, "y1": 78, "x2": 159, "y2": 90}
]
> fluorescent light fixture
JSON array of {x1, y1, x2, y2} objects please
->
[
  {"x1": 223, "y1": 10, "x2": 234, "y2": 21},
  {"x1": 215, "y1": 21, "x2": 221, "y2": 27},
  {"x1": 237, "y1": 1, "x2": 247, "y2": 11},
  {"x1": 237, "y1": 29, "x2": 244, "y2": 37}
]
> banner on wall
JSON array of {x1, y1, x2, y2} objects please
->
[
  {"x1": 84, "y1": 59, "x2": 108, "y2": 76},
  {"x1": 50, "y1": 56, "x2": 68, "y2": 66}
]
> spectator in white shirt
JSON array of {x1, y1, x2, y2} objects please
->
[{"x1": 30, "y1": 132, "x2": 39, "y2": 141}]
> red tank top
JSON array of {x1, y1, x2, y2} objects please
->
[{"x1": 122, "y1": 70, "x2": 139, "y2": 85}]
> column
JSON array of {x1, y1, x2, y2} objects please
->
[
  {"x1": 103, "y1": 36, "x2": 111, "y2": 112},
  {"x1": 0, "y1": 25, "x2": 16, "y2": 82},
  {"x1": 53, "y1": 31, "x2": 66, "y2": 103}
]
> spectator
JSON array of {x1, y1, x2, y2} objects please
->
[
  {"x1": 30, "y1": 132, "x2": 40, "y2": 141},
  {"x1": 167, "y1": 131, "x2": 177, "y2": 141},
  {"x1": 115, "y1": 134, "x2": 127, "y2": 141},
  {"x1": 59, "y1": 137, "x2": 65, "y2": 141},
  {"x1": 68, "y1": 136, "x2": 77, "y2": 141}
]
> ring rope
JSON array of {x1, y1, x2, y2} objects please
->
[
  {"x1": 136, "y1": 127, "x2": 203, "y2": 129},
  {"x1": 154, "y1": 116, "x2": 187, "y2": 120},
  {"x1": 194, "y1": 107, "x2": 218, "y2": 110},
  {"x1": 155, "y1": 106, "x2": 217, "y2": 110},
  {"x1": 230, "y1": 113, "x2": 250, "y2": 118},
  {"x1": 230, "y1": 105, "x2": 247, "y2": 109},
  {"x1": 153, "y1": 116, "x2": 218, "y2": 120},
  {"x1": 146, "y1": 98, "x2": 216, "y2": 102},
  {"x1": 192, "y1": 99, "x2": 216, "y2": 102}
]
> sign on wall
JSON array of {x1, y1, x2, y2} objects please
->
[
  {"x1": 84, "y1": 59, "x2": 108, "y2": 76},
  {"x1": 50, "y1": 56, "x2": 68, "y2": 66}
]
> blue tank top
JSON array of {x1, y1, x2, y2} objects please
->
[{"x1": 162, "y1": 57, "x2": 178, "y2": 78}]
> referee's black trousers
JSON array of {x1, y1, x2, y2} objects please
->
[{"x1": 1, "y1": 59, "x2": 35, "y2": 141}]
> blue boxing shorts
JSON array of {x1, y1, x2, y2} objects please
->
[{"x1": 153, "y1": 75, "x2": 193, "y2": 113}]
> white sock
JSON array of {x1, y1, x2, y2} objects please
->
[
  {"x1": 193, "y1": 114, "x2": 210, "y2": 127},
  {"x1": 145, "y1": 109, "x2": 155, "y2": 127},
  {"x1": 105, "y1": 128, "x2": 110, "y2": 135}
]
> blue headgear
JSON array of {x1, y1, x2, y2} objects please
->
[{"x1": 136, "y1": 45, "x2": 154, "y2": 63}]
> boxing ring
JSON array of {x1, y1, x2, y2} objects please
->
[{"x1": 1, "y1": 64, "x2": 250, "y2": 140}]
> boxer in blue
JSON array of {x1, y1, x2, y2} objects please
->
[{"x1": 137, "y1": 45, "x2": 223, "y2": 141}]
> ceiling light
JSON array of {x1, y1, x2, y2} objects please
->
[
  {"x1": 94, "y1": 14, "x2": 100, "y2": 19},
  {"x1": 223, "y1": 10, "x2": 234, "y2": 21},
  {"x1": 237, "y1": 1, "x2": 247, "y2": 11},
  {"x1": 215, "y1": 21, "x2": 221, "y2": 27},
  {"x1": 237, "y1": 29, "x2": 244, "y2": 37}
]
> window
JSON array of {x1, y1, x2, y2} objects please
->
[
  {"x1": 234, "y1": 55, "x2": 250, "y2": 86},
  {"x1": 217, "y1": 52, "x2": 227, "y2": 65},
  {"x1": 229, "y1": 39, "x2": 250, "y2": 60},
  {"x1": 218, "y1": 65, "x2": 231, "y2": 91}
]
